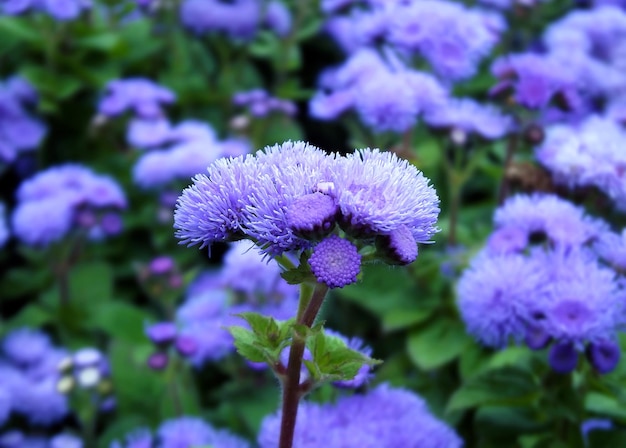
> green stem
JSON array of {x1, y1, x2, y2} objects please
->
[
  {"x1": 497, "y1": 133, "x2": 519, "y2": 205},
  {"x1": 278, "y1": 283, "x2": 329, "y2": 448}
]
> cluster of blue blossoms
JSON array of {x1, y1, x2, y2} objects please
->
[
  {"x1": 174, "y1": 140, "x2": 440, "y2": 287},
  {"x1": 458, "y1": 194, "x2": 626, "y2": 374}
]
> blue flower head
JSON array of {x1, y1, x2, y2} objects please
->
[
  {"x1": 309, "y1": 235, "x2": 361, "y2": 289},
  {"x1": 375, "y1": 225, "x2": 419, "y2": 266},
  {"x1": 258, "y1": 384, "x2": 462, "y2": 447},
  {"x1": 332, "y1": 148, "x2": 440, "y2": 243},
  {"x1": 425, "y1": 98, "x2": 512, "y2": 139},
  {"x1": 586, "y1": 340, "x2": 621, "y2": 374},
  {"x1": 285, "y1": 191, "x2": 338, "y2": 240},
  {"x1": 98, "y1": 78, "x2": 175, "y2": 119},
  {"x1": 549, "y1": 341, "x2": 579, "y2": 374},
  {"x1": 180, "y1": 0, "x2": 260, "y2": 40},
  {"x1": 157, "y1": 416, "x2": 250, "y2": 448}
]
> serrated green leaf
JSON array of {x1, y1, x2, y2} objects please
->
[
  {"x1": 228, "y1": 326, "x2": 267, "y2": 363},
  {"x1": 446, "y1": 367, "x2": 539, "y2": 413},
  {"x1": 406, "y1": 318, "x2": 469, "y2": 370}
]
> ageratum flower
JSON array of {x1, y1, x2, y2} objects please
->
[
  {"x1": 110, "y1": 428, "x2": 153, "y2": 448},
  {"x1": 12, "y1": 164, "x2": 127, "y2": 246},
  {"x1": 98, "y1": 78, "x2": 175, "y2": 119},
  {"x1": 0, "y1": 77, "x2": 46, "y2": 164},
  {"x1": 2, "y1": 0, "x2": 91, "y2": 20},
  {"x1": 493, "y1": 193, "x2": 606, "y2": 248},
  {"x1": 258, "y1": 384, "x2": 462, "y2": 447},
  {"x1": 425, "y1": 98, "x2": 513, "y2": 139},
  {"x1": 180, "y1": 0, "x2": 261, "y2": 40},
  {"x1": 309, "y1": 235, "x2": 361, "y2": 288},
  {"x1": 157, "y1": 416, "x2": 250, "y2": 448},
  {"x1": 331, "y1": 148, "x2": 440, "y2": 247}
]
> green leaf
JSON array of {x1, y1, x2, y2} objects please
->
[
  {"x1": 382, "y1": 308, "x2": 433, "y2": 333},
  {"x1": 228, "y1": 326, "x2": 267, "y2": 363},
  {"x1": 446, "y1": 367, "x2": 539, "y2": 413},
  {"x1": 585, "y1": 392, "x2": 626, "y2": 421},
  {"x1": 91, "y1": 301, "x2": 148, "y2": 342},
  {"x1": 0, "y1": 17, "x2": 40, "y2": 44},
  {"x1": 21, "y1": 65, "x2": 82, "y2": 100},
  {"x1": 74, "y1": 33, "x2": 122, "y2": 51},
  {"x1": 3, "y1": 304, "x2": 53, "y2": 331},
  {"x1": 406, "y1": 318, "x2": 469, "y2": 370}
]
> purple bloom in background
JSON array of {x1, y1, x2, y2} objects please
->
[
  {"x1": 98, "y1": 78, "x2": 175, "y2": 119},
  {"x1": 146, "y1": 322, "x2": 178, "y2": 345},
  {"x1": 0, "y1": 203, "x2": 10, "y2": 247},
  {"x1": 12, "y1": 164, "x2": 127, "y2": 246},
  {"x1": 594, "y1": 228, "x2": 626, "y2": 270},
  {"x1": 180, "y1": 0, "x2": 261, "y2": 40},
  {"x1": 258, "y1": 384, "x2": 462, "y2": 447},
  {"x1": 232, "y1": 89, "x2": 296, "y2": 117},
  {"x1": 425, "y1": 98, "x2": 513, "y2": 139},
  {"x1": 2, "y1": 328, "x2": 52, "y2": 366},
  {"x1": 110, "y1": 428, "x2": 153, "y2": 448},
  {"x1": 157, "y1": 416, "x2": 250, "y2": 448},
  {"x1": 549, "y1": 341, "x2": 579, "y2": 374},
  {"x1": 264, "y1": 1, "x2": 291, "y2": 37},
  {"x1": 2, "y1": 0, "x2": 90, "y2": 20},
  {"x1": 493, "y1": 193, "x2": 606, "y2": 248},
  {"x1": 220, "y1": 241, "x2": 299, "y2": 300},
  {"x1": 126, "y1": 117, "x2": 172, "y2": 149},
  {"x1": 587, "y1": 340, "x2": 621, "y2": 374},
  {"x1": 457, "y1": 251, "x2": 547, "y2": 347},
  {"x1": 49, "y1": 434, "x2": 83, "y2": 448},
  {"x1": 309, "y1": 235, "x2": 361, "y2": 288},
  {"x1": 0, "y1": 77, "x2": 46, "y2": 164},
  {"x1": 386, "y1": 0, "x2": 503, "y2": 80},
  {"x1": 491, "y1": 53, "x2": 579, "y2": 110},
  {"x1": 535, "y1": 116, "x2": 626, "y2": 210}
]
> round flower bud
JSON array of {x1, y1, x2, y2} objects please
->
[
  {"x1": 149, "y1": 256, "x2": 175, "y2": 275},
  {"x1": 586, "y1": 340, "x2": 620, "y2": 375},
  {"x1": 146, "y1": 322, "x2": 178, "y2": 346},
  {"x1": 147, "y1": 352, "x2": 169, "y2": 371},
  {"x1": 524, "y1": 325, "x2": 551, "y2": 351},
  {"x1": 285, "y1": 192, "x2": 337, "y2": 240},
  {"x1": 375, "y1": 225, "x2": 418, "y2": 266},
  {"x1": 549, "y1": 341, "x2": 578, "y2": 374},
  {"x1": 175, "y1": 335, "x2": 198, "y2": 357},
  {"x1": 309, "y1": 235, "x2": 361, "y2": 289}
]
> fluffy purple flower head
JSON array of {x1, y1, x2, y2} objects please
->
[
  {"x1": 264, "y1": 1, "x2": 292, "y2": 37},
  {"x1": 98, "y1": 78, "x2": 175, "y2": 118},
  {"x1": 535, "y1": 116, "x2": 626, "y2": 210},
  {"x1": 157, "y1": 416, "x2": 250, "y2": 448},
  {"x1": 491, "y1": 53, "x2": 579, "y2": 109},
  {"x1": 0, "y1": 385, "x2": 10, "y2": 426},
  {"x1": 530, "y1": 248, "x2": 622, "y2": 344},
  {"x1": 49, "y1": 434, "x2": 83, "y2": 448},
  {"x1": 174, "y1": 154, "x2": 258, "y2": 248},
  {"x1": 309, "y1": 235, "x2": 361, "y2": 288},
  {"x1": 220, "y1": 241, "x2": 299, "y2": 300},
  {"x1": 457, "y1": 251, "x2": 547, "y2": 347},
  {"x1": 110, "y1": 428, "x2": 153, "y2": 448},
  {"x1": 285, "y1": 191, "x2": 338, "y2": 240},
  {"x1": 425, "y1": 98, "x2": 513, "y2": 139},
  {"x1": 2, "y1": 328, "x2": 51, "y2": 366},
  {"x1": 232, "y1": 89, "x2": 296, "y2": 117},
  {"x1": 549, "y1": 341, "x2": 579, "y2": 374},
  {"x1": 594, "y1": 228, "x2": 626, "y2": 271},
  {"x1": 126, "y1": 117, "x2": 172, "y2": 149},
  {"x1": 331, "y1": 148, "x2": 440, "y2": 243},
  {"x1": 0, "y1": 77, "x2": 46, "y2": 164},
  {"x1": 2, "y1": 0, "x2": 90, "y2": 20},
  {"x1": 11, "y1": 374, "x2": 69, "y2": 425},
  {"x1": 146, "y1": 322, "x2": 178, "y2": 345},
  {"x1": 175, "y1": 290, "x2": 236, "y2": 365},
  {"x1": 493, "y1": 194, "x2": 606, "y2": 248},
  {"x1": 387, "y1": 0, "x2": 503, "y2": 80},
  {"x1": 238, "y1": 141, "x2": 335, "y2": 255},
  {"x1": 486, "y1": 226, "x2": 529, "y2": 254},
  {"x1": 12, "y1": 164, "x2": 126, "y2": 246},
  {"x1": 586, "y1": 340, "x2": 621, "y2": 374},
  {"x1": 375, "y1": 225, "x2": 418, "y2": 266},
  {"x1": 258, "y1": 384, "x2": 462, "y2": 447},
  {"x1": 180, "y1": 0, "x2": 260, "y2": 40}
]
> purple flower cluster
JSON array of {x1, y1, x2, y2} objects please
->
[
  {"x1": 535, "y1": 115, "x2": 626, "y2": 210},
  {"x1": 1, "y1": 0, "x2": 91, "y2": 21},
  {"x1": 0, "y1": 431, "x2": 82, "y2": 448},
  {"x1": 258, "y1": 384, "x2": 462, "y2": 447},
  {"x1": 0, "y1": 76, "x2": 46, "y2": 164},
  {"x1": 111, "y1": 416, "x2": 250, "y2": 448},
  {"x1": 179, "y1": 0, "x2": 292, "y2": 40},
  {"x1": 0, "y1": 328, "x2": 69, "y2": 426},
  {"x1": 98, "y1": 78, "x2": 175, "y2": 119},
  {"x1": 165, "y1": 242, "x2": 299, "y2": 367},
  {"x1": 322, "y1": 0, "x2": 503, "y2": 81},
  {"x1": 458, "y1": 194, "x2": 626, "y2": 374},
  {"x1": 310, "y1": 49, "x2": 447, "y2": 133},
  {"x1": 175, "y1": 141, "x2": 439, "y2": 287},
  {"x1": 11, "y1": 164, "x2": 127, "y2": 246},
  {"x1": 232, "y1": 89, "x2": 296, "y2": 117}
]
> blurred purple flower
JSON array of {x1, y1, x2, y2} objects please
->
[
  {"x1": 258, "y1": 384, "x2": 462, "y2": 447},
  {"x1": 99, "y1": 78, "x2": 175, "y2": 118},
  {"x1": 180, "y1": 0, "x2": 260, "y2": 40},
  {"x1": 425, "y1": 98, "x2": 513, "y2": 139}
]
